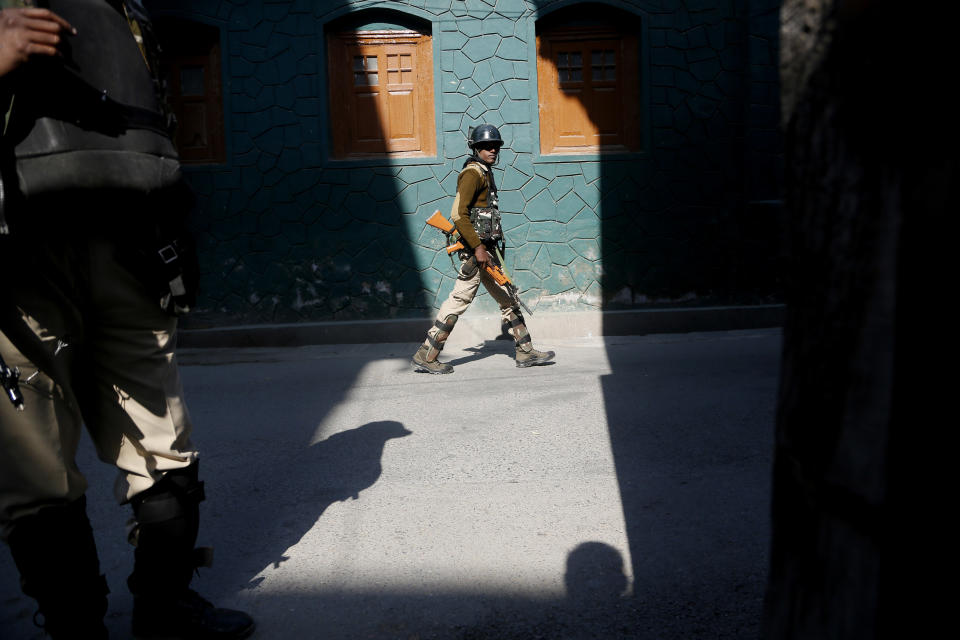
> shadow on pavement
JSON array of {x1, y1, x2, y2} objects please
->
[
  {"x1": 234, "y1": 420, "x2": 412, "y2": 589},
  {"x1": 600, "y1": 334, "x2": 779, "y2": 639},
  {"x1": 445, "y1": 340, "x2": 515, "y2": 368}
]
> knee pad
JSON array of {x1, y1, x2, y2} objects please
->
[
  {"x1": 128, "y1": 463, "x2": 209, "y2": 594},
  {"x1": 434, "y1": 314, "x2": 458, "y2": 342},
  {"x1": 129, "y1": 462, "x2": 204, "y2": 551}
]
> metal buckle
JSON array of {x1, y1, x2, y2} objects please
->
[{"x1": 157, "y1": 243, "x2": 178, "y2": 264}]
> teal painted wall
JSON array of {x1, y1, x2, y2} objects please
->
[{"x1": 145, "y1": 0, "x2": 782, "y2": 327}]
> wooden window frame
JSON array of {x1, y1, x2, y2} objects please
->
[
  {"x1": 156, "y1": 18, "x2": 225, "y2": 165},
  {"x1": 327, "y1": 30, "x2": 436, "y2": 159},
  {"x1": 536, "y1": 25, "x2": 640, "y2": 155}
]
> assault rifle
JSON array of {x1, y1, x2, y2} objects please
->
[{"x1": 425, "y1": 210, "x2": 533, "y2": 316}]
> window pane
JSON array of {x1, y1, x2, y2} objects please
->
[
  {"x1": 558, "y1": 50, "x2": 584, "y2": 84},
  {"x1": 353, "y1": 55, "x2": 378, "y2": 71},
  {"x1": 587, "y1": 49, "x2": 617, "y2": 82},
  {"x1": 354, "y1": 71, "x2": 379, "y2": 86},
  {"x1": 353, "y1": 55, "x2": 379, "y2": 86}
]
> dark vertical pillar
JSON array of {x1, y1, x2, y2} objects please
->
[{"x1": 763, "y1": 1, "x2": 952, "y2": 637}]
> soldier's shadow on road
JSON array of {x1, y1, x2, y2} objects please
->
[
  {"x1": 444, "y1": 339, "x2": 513, "y2": 367},
  {"x1": 446, "y1": 340, "x2": 558, "y2": 370},
  {"x1": 225, "y1": 420, "x2": 412, "y2": 590},
  {"x1": 445, "y1": 333, "x2": 560, "y2": 369}
]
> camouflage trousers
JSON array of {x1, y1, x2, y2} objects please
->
[{"x1": 423, "y1": 256, "x2": 532, "y2": 358}]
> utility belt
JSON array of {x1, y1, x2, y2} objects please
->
[{"x1": 469, "y1": 206, "x2": 502, "y2": 242}]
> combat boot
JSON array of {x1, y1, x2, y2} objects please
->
[
  {"x1": 412, "y1": 344, "x2": 453, "y2": 374},
  {"x1": 8, "y1": 496, "x2": 110, "y2": 640},
  {"x1": 516, "y1": 345, "x2": 556, "y2": 368},
  {"x1": 505, "y1": 308, "x2": 555, "y2": 368},
  {"x1": 129, "y1": 463, "x2": 255, "y2": 640},
  {"x1": 412, "y1": 314, "x2": 457, "y2": 374},
  {"x1": 132, "y1": 588, "x2": 255, "y2": 640}
]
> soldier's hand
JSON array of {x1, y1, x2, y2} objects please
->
[
  {"x1": 0, "y1": 8, "x2": 75, "y2": 78},
  {"x1": 474, "y1": 244, "x2": 491, "y2": 269}
]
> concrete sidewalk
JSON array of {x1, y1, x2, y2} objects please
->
[
  {"x1": 0, "y1": 328, "x2": 782, "y2": 639},
  {"x1": 177, "y1": 305, "x2": 785, "y2": 348}
]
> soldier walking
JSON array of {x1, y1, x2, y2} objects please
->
[{"x1": 412, "y1": 125, "x2": 555, "y2": 374}]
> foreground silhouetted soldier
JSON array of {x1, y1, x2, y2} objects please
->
[{"x1": 0, "y1": 2, "x2": 253, "y2": 638}]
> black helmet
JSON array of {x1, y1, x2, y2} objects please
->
[{"x1": 467, "y1": 124, "x2": 504, "y2": 149}]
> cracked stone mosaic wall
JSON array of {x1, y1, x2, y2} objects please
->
[{"x1": 146, "y1": 0, "x2": 782, "y2": 327}]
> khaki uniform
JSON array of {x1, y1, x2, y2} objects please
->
[
  {"x1": 418, "y1": 161, "x2": 538, "y2": 364},
  {"x1": 0, "y1": 3, "x2": 254, "y2": 637},
  {"x1": 426, "y1": 255, "x2": 521, "y2": 344},
  {"x1": 426, "y1": 161, "x2": 517, "y2": 342},
  {"x1": 0, "y1": 219, "x2": 196, "y2": 540}
]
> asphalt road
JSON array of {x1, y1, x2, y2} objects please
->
[{"x1": 0, "y1": 328, "x2": 782, "y2": 639}]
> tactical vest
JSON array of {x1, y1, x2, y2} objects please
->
[
  {"x1": 3, "y1": 0, "x2": 180, "y2": 197},
  {"x1": 463, "y1": 161, "x2": 502, "y2": 242}
]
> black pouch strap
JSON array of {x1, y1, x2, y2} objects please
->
[
  {"x1": 508, "y1": 314, "x2": 526, "y2": 328},
  {"x1": 133, "y1": 478, "x2": 205, "y2": 525}
]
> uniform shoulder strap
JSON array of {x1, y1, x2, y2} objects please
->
[{"x1": 462, "y1": 161, "x2": 488, "y2": 187}]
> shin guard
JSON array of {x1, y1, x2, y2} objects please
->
[
  {"x1": 424, "y1": 314, "x2": 458, "y2": 360},
  {"x1": 505, "y1": 309, "x2": 532, "y2": 353},
  {"x1": 128, "y1": 462, "x2": 207, "y2": 597}
]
